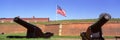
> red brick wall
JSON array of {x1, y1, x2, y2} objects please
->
[
  {"x1": 0, "y1": 22, "x2": 120, "y2": 36},
  {"x1": 44, "y1": 22, "x2": 120, "y2": 36},
  {"x1": 44, "y1": 24, "x2": 59, "y2": 35},
  {"x1": 102, "y1": 23, "x2": 120, "y2": 36},
  {"x1": 61, "y1": 23, "x2": 91, "y2": 36},
  {"x1": 0, "y1": 24, "x2": 45, "y2": 34},
  {"x1": 0, "y1": 24, "x2": 26, "y2": 33},
  {"x1": 61, "y1": 23, "x2": 120, "y2": 36}
]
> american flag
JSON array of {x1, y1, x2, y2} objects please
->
[{"x1": 57, "y1": 5, "x2": 66, "y2": 17}]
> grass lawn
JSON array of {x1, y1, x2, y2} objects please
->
[
  {"x1": 0, "y1": 33, "x2": 115, "y2": 40},
  {"x1": 0, "y1": 33, "x2": 81, "y2": 40}
]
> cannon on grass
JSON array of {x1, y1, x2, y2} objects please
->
[
  {"x1": 80, "y1": 13, "x2": 111, "y2": 40},
  {"x1": 7, "y1": 17, "x2": 53, "y2": 38}
]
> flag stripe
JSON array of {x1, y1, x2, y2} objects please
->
[{"x1": 57, "y1": 5, "x2": 66, "y2": 17}]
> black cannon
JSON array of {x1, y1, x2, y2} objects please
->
[
  {"x1": 80, "y1": 13, "x2": 111, "y2": 40},
  {"x1": 7, "y1": 17, "x2": 53, "y2": 38}
]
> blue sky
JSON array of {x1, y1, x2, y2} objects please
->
[{"x1": 0, "y1": 0, "x2": 120, "y2": 20}]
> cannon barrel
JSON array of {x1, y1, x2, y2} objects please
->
[
  {"x1": 81, "y1": 13, "x2": 111, "y2": 40},
  {"x1": 14, "y1": 17, "x2": 38, "y2": 29},
  {"x1": 89, "y1": 13, "x2": 111, "y2": 33}
]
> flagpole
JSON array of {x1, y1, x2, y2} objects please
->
[
  {"x1": 56, "y1": 5, "x2": 58, "y2": 21},
  {"x1": 56, "y1": 12, "x2": 58, "y2": 21}
]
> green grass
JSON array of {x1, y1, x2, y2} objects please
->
[
  {"x1": 0, "y1": 18, "x2": 120, "y2": 25},
  {"x1": 0, "y1": 33, "x2": 81, "y2": 40},
  {"x1": 104, "y1": 36, "x2": 115, "y2": 39},
  {"x1": 0, "y1": 33, "x2": 116, "y2": 40}
]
